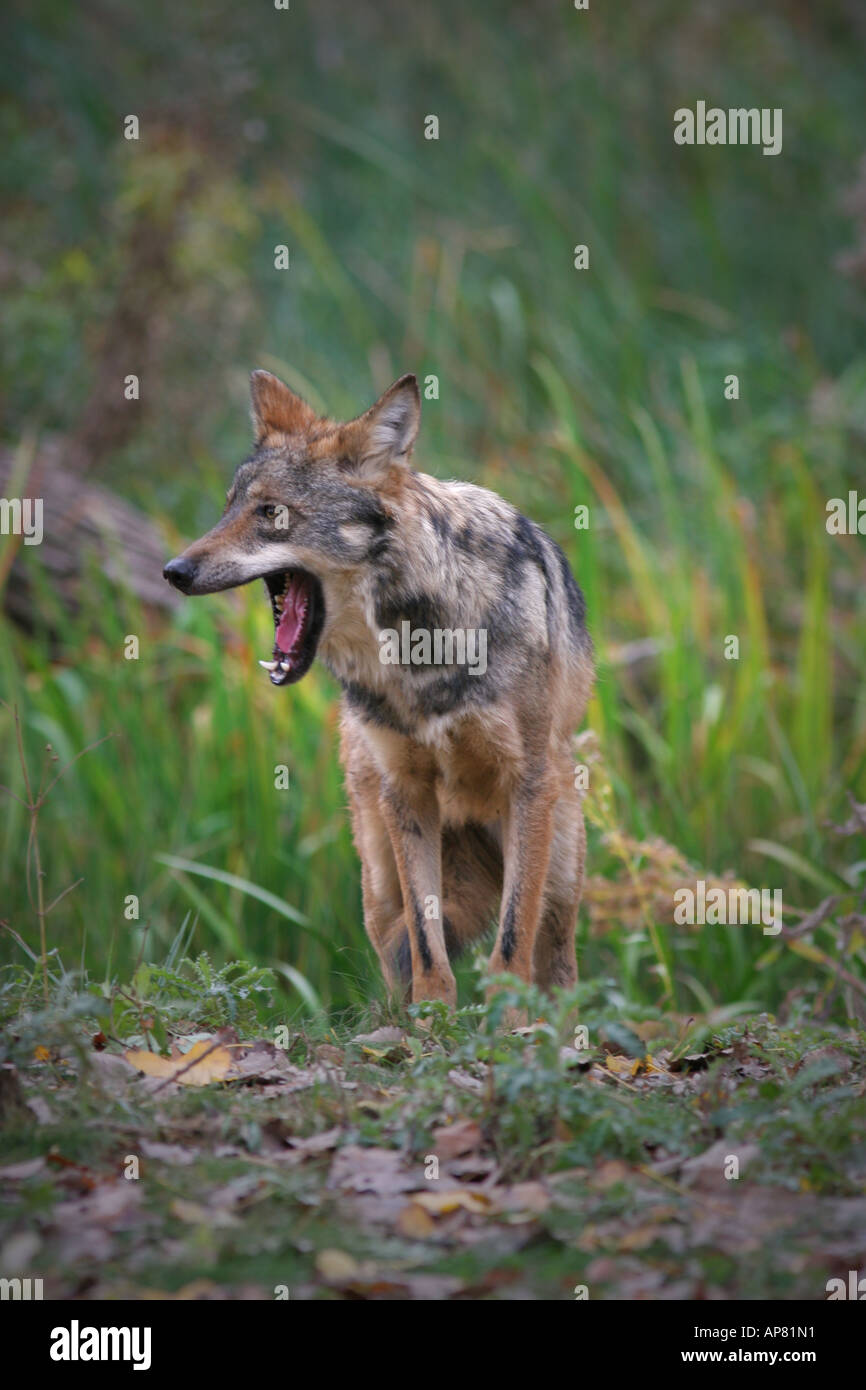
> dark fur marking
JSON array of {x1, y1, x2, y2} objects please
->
[
  {"x1": 442, "y1": 914, "x2": 459, "y2": 956},
  {"x1": 553, "y1": 541, "x2": 587, "y2": 636},
  {"x1": 373, "y1": 587, "x2": 447, "y2": 634},
  {"x1": 411, "y1": 895, "x2": 433, "y2": 972},
  {"x1": 340, "y1": 679, "x2": 408, "y2": 734},
  {"x1": 395, "y1": 930, "x2": 412, "y2": 984},
  {"x1": 367, "y1": 532, "x2": 391, "y2": 562},
  {"x1": 412, "y1": 664, "x2": 498, "y2": 718},
  {"x1": 500, "y1": 895, "x2": 517, "y2": 964},
  {"x1": 380, "y1": 783, "x2": 425, "y2": 838},
  {"x1": 395, "y1": 914, "x2": 459, "y2": 985},
  {"x1": 428, "y1": 508, "x2": 453, "y2": 544}
]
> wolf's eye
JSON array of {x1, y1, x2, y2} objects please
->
[{"x1": 260, "y1": 505, "x2": 279, "y2": 519}]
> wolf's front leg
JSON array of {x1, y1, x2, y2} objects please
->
[
  {"x1": 379, "y1": 780, "x2": 456, "y2": 1006},
  {"x1": 488, "y1": 776, "x2": 556, "y2": 998}
]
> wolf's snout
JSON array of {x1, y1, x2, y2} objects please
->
[{"x1": 163, "y1": 554, "x2": 197, "y2": 593}]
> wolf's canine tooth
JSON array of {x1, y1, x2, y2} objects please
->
[{"x1": 259, "y1": 659, "x2": 278, "y2": 670}]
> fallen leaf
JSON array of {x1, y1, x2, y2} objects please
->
[
  {"x1": 410, "y1": 1188, "x2": 493, "y2": 1216},
  {"x1": 224, "y1": 1040, "x2": 295, "y2": 1083},
  {"x1": 681, "y1": 1140, "x2": 760, "y2": 1189},
  {"x1": 287, "y1": 1127, "x2": 342, "y2": 1155},
  {"x1": 170, "y1": 1198, "x2": 239, "y2": 1228},
  {"x1": 352, "y1": 1027, "x2": 410, "y2": 1062},
  {"x1": 397, "y1": 1203, "x2": 437, "y2": 1238},
  {"x1": 0, "y1": 1158, "x2": 46, "y2": 1180},
  {"x1": 140, "y1": 1139, "x2": 197, "y2": 1165},
  {"x1": 431, "y1": 1118, "x2": 483, "y2": 1160},
  {"x1": 315, "y1": 1249, "x2": 461, "y2": 1298},
  {"x1": 316, "y1": 1249, "x2": 361, "y2": 1282},
  {"x1": 496, "y1": 1181, "x2": 550, "y2": 1215},
  {"x1": 124, "y1": 1039, "x2": 232, "y2": 1087},
  {"x1": 328, "y1": 1145, "x2": 419, "y2": 1196}
]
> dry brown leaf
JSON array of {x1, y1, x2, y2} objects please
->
[
  {"x1": 124, "y1": 1039, "x2": 232, "y2": 1087},
  {"x1": 315, "y1": 1248, "x2": 462, "y2": 1299},
  {"x1": 140, "y1": 1139, "x2": 197, "y2": 1165},
  {"x1": 431, "y1": 1118, "x2": 483, "y2": 1160},
  {"x1": 316, "y1": 1248, "x2": 361, "y2": 1282},
  {"x1": 397, "y1": 1203, "x2": 437, "y2": 1238},
  {"x1": 170, "y1": 1198, "x2": 239, "y2": 1228},
  {"x1": 0, "y1": 1158, "x2": 46, "y2": 1180},
  {"x1": 496, "y1": 1181, "x2": 550, "y2": 1215},
  {"x1": 351, "y1": 1027, "x2": 410, "y2": 1062},
  {"x1": 287, "y1": 1127, "x2": 342, "y2": 1155},
  {"x1": 327, "y1": 1145, "x2": 419, "y2": 1196}
]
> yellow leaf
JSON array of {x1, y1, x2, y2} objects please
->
[
  {"x1": 605, "y1": 1053, "x2": 635, "y2": 1076},
  {"x1": 33, "y1": 1045, "x2": 51, "y2": 1062},
  {"x1": 316, "y1": 1249, "x2": 360, "y2": 1282},
  {"x1": 410, "y1": 1189, "x2": 492, "y2": 1216},
  {"x1": 170, "y1": 1199, "x2": 238, "y2": 1228},
  {"x1": 786, "y1": 939, "x2": 827, "y2": 966},
  {"x1": 124, "y1": 1039, "x2": 232, "y2": 1086},
  {"x1": 397, "y1": 1203, "x2": 437, "y2": 1238}
]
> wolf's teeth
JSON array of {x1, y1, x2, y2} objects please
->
[
  {"x1": 279, "y1": 660, "x2": 290, "y2": 671},
  {"x1": 259, "y1": 659, "x2": 279, "y2": 670}
]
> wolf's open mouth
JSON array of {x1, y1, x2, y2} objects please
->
[{"x1": 259, "y1": 570, "x2": 325, "y2": 686}]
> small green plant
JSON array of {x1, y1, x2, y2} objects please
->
[{"x1": 144, "y1": 952, "x2": 275, "y2": 1030}]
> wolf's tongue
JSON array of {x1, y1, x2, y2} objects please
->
[{"x1": 276, "y1": 575, "x2": 309, "y2": 653}]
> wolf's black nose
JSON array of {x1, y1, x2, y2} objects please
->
[{"x1": 163, "y1": 555, "x2": 196, "y2": 593}]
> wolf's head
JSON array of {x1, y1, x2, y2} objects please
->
[{"x1": 163, "y1": 371, "x2": 420, "y2": 685}]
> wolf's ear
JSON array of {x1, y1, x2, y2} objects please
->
[
  {"x1": 250, "y1": 370, "x2": 316, "y2": 442},
  {"x1": 343, "y1": 374, "x2": 421, "y2": 479}
]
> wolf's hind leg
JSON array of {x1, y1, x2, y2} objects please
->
[
  {"x1": 488, "y1": 774, "x2": 557, "y2": 989},
  {"x1": 532, "y1": 794, "x2": 584, "y2": 991}
]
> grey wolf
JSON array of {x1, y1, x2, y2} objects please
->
[{"x1": 164, "y1": 371, "x2": 594, "y2": 1008}]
